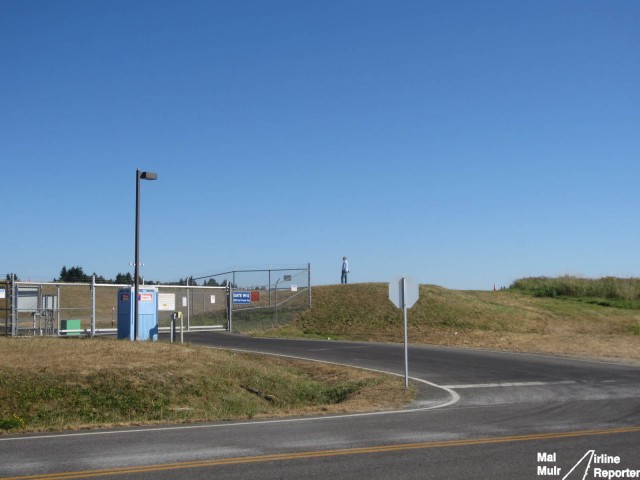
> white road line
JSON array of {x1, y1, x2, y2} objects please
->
[
  {"x1": 0, "y1": 347, "x2": 461, "y2": 443},
  {"x1": 443, "y1": 380, "x2": 576, "y2": 389}
]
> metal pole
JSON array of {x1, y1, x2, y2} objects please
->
[
  {"x1": 4, "y1": 275, "x2": 10, "y2": 336},
  {"x1": 275, "y1": 286, "x2": 278, "y2": 324},
  {"x1": 228, "y1": 284, "x2": 233, "y2": 332},
  {"x1": 134, "y1": 169, "x2": 141, "y2": 341},
  {"x1": 90, "y1": 275, "x2": 96, "y2": 337},
  {"x1": 133, "y1": 168, "x2": 157, "y2": 341},
  {"x1": 36, "y1": 284, "x2": 42, "y2": 334},
  {"x1": 12, "y1": 276, "x2": 17, "y2": 337},
  {"x1": 186, "y1": 277, "x2": 191, "y2": 332},
  {"x1": 308, "y1": 263, "x2": 312, "y2": 308},
  {"x1": 2, "y1": 279, "x2": 5, "y2": 336},
  {"x1": 57, "y1": 285, "x2": 61, "y2": 335},
  {"x1": 402, "y1": 277, "x2": 409, "y2": 388}
]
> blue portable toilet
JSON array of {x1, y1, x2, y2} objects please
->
[{"x1": 117, "y1": 287, "x2": 158, "y2": 341}]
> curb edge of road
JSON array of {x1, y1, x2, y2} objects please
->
[{"x1": 201, "y1": 344, "x2": 462, "y2": 416}]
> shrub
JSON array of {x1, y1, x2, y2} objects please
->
[
  {"x1": 0, "y1": 415, "x2": 25, "y2": 431},
  {"x1": 510, "y1": 276, "x2": 640, "y2": 302}
]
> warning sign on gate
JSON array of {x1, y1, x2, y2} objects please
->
[{"x1": 233, "y1": 291, "x2": 251, "y2": 304}]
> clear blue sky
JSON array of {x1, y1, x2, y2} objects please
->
[{"x1": 2, "y1": 1, "x2": 639, "y2": 289}]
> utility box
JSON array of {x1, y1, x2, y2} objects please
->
[
  {"x1": 60, "y1": 319, "x2": 81, "y2": 336},
  {"x1": 117, "y1": 288, "x2": 158, "y2": 341}
]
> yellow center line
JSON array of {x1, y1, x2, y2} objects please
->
[{"x1": 4, "y1": 425, "x2": 640, "y2": 480}]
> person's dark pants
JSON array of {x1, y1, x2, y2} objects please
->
[{"x1": 341, "y1": 272, "x2": 348, "y2": 284}]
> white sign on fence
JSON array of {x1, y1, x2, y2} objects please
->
[
  {"x1": 158, "y1": 293, "x2": 176, "y2": 311},
  {"x1": 17, "y1": 287, "x2": 38, "y2": 311}
]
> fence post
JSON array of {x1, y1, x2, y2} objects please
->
[
  {"x1": 11, "y1": 276, "x2": 17, "y2": 337},
  {"x1": 2, "y1": 277, "x2": 8, "y2": 336},
  {"x1": 186, "y1": 277, "x2": 191, "y2": 332},
  {"x1": 56, "y1": 285, "x2": 61, "y2": 335},
  {"x1": 227, "y1": 283, "x2": 232, "y2": 332},
  {"x1": 90, "y1": 275, "x2": 96, "y2": 337},
  {"x1": 3, "y1": 275, "x2": 11, "y2": 336},
  {"x1": 308, "y1": 263, "x2": 312, "y2": 308}
]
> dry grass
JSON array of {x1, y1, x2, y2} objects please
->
[
  {"x1": 0, "y1": 337, "x2": 415, "y2": 433},
  {"x1": 263, "y1": 284, "x2": 640, "y2": 364}
]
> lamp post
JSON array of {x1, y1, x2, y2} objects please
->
[{"x1": 134, "y1": 169, "x2": 157, "y2": 341}]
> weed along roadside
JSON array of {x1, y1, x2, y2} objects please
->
[{"x1": 0, "y1": 337, "x2": 415, "y2": 434}]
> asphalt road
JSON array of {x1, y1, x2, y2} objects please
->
[{"x1": 1, "y1": 332, "x2": 639, "y2": 479}]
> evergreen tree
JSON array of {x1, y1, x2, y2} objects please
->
[
  {"x1": 115, "y1": 273, "x2": 133, "y2": 284},
  {"x1": 58, "y1": 266, "x2": 89, "y2": 283}
]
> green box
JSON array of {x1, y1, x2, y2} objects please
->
[{"x1": 61, "y1": 319, "x2": 81, "y2": 336}]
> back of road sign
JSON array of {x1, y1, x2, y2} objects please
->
[{"x1": 389, "y1": 276, "x2": 419, "y2": 309}]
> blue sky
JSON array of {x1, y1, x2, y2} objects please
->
[{"x1": 2, "y1": 1, "x2": 639, "y2": 289}]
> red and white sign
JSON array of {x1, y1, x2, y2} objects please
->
[{"x1": 138, "y1": 293, "x2": 154, "y2": 302}]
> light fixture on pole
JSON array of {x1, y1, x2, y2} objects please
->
[{"x1": 134, "y1": 169, "x2": 157, "y2": 341}]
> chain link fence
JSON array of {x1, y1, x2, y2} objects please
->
[
  {"x1": 195, "y1": 264, "x2": 311, "y2": 333},
  {"x1": 1, "y1": 278, "x2": 225, "y2": 337},
  {"x1": 2, "y1": 265, "x2": 311, "y2": 337}
]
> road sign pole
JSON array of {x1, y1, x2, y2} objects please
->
[
  {"x1": 402, "y1": 277, "x2": 409, "y2": 388},
  {"x1": 389, "y1": 275, "x2": 418, "y2": 389}
]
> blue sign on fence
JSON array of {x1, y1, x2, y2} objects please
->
[{"x1": 232, "y1": 291, "x2": 251, "y2": 304}]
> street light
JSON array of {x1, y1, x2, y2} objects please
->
[{"x1": 134, "y1": 169, "x2": 157, "y2": 341}]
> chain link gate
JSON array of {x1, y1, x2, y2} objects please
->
[{"x1": 194, "y1": 264, "x2": 312, "y2": 333}]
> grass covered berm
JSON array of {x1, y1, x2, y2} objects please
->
[
  {"x1": 265, "y1": 281, "x2": 640, "y2": 362},
  {"x1": 0, "y1": 338, "x2": 414, "y2": 433},
  {"x1": 511, "y1": 276, "x2": 640, "y2": 308}
]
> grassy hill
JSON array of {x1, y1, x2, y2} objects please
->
[
  {"x1": 264, "y1": 281, "x2": 640, "y2": 363},
  {"x1": 0, "y1": 338, "x2": 413, "y2": 433},
  {"x1": 3, "y1": 276, "x2": 639, "y2": 433}
]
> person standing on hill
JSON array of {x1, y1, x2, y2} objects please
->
[{"x1": 341, "y1": 256, "x2": 349, "y2": 284}]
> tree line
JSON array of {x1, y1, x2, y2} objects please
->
[{"x1": 6, "y1": 267, "x2": 233, "y2": 287}]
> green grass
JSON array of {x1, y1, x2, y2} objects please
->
[
  {"x1": 259, "y1": 281, "x2": 640, "y2": 361},
  {"x1": 4, "y1": 276, "x2": 640, "y2": 433},
  {"x1": 264, "y1": 283, "x2": 549, "y2": 340},
  {"x1": 0, "y1": 337, "x2": 414, "y2": 433},
  {"x1": 280, "y1": 281, "x2": 640, "y2": 337},
  {"x1": 510, "y1": 276, "x2": 640, "y2": 303}
]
